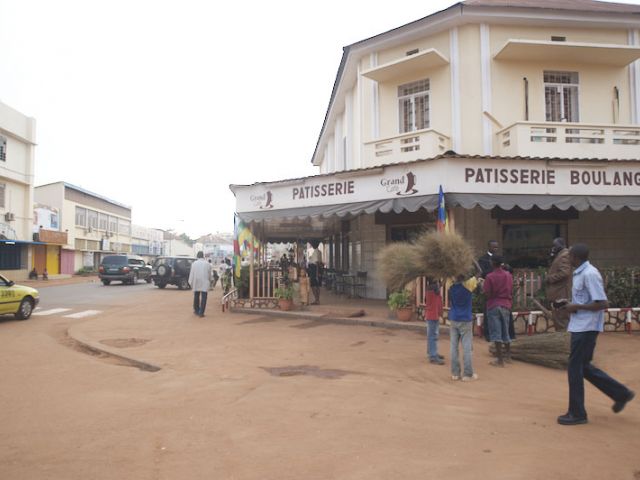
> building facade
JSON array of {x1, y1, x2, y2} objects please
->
[
  {"x1": 131, "y1": 224, "x2": 163, "y2": 263},
  {"x1": 0, "y1": 101, "x2": 38, "y2": 280},
  {"x1": 35, "y1": 182, "x2": 132, "y2": 272},
  {"x1": 232, "y1": 0, "x2": 640, "y2": 299}
]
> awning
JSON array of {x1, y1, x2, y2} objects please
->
[
  {"x1": 361, "y1": 48, "x2": 449, "y2": 83},
  {"x1": 238, "y1": 193, "x2": 640, "y2": 225},
  {"x1": 237, "y1": 195, "x2": 440, "y2": 223},
  {"x1": 494, "y1": 39, "x2": 640, "y2": 67},
  {"x1": 0, "y1": 239, "x2": 46, "y2": 245},
  {"x1": 447, "y1": 194, "x2": 640, "y2": 212}
]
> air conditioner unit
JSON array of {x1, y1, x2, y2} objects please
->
[{"x1": 4, "y1": 212, "x2": 15, "y2": 222}]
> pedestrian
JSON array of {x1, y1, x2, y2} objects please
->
[
  {"x1": 483, "y1": 255, "x2": 513, "y2": 367},
  {"x1": 477, "y1": 240, "x2": 499, "y2": 279},
  {"x1": 545, "y1": 237, "x2": 572, "y2": 331},
  {"x1": 556, "y1": 243, "x2": 635, "y2": 425},
  {"x1": 307, "y1": 241, "x2": 322, "y2": 305},
  {"x1": 448, "y1": 273, "x2": 480, "y2": 381},
  {"x1": 189, "y1": 251, "x2": 212, "y2": 317},
  {"x1": 425, "y1": 280, "x2": 444, "y2": 365}
]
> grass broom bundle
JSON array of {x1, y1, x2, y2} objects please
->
[
  {"x1": 413, "y1": 231, "x2": 476, "y2": 280},
  {"x1": 490, "y1": 332, "x2": 570, "y2": 370},
  {"x1": 376, "y1": 243, "x2": 423, "y2": 292}
]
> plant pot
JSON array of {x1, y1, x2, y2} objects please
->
[
  {"x1": 278, "y1": 299, "x2": 293, "y2": 311},
  {"x1": 395, "y1": 307, "x2": 414, "y2": 322}
]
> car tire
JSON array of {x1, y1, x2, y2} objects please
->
[
  {"x1": 102, "y1": 279, "x2": 111, "y2": 286},
  {"x1": 178, "y1": 278, "x2": 190, "y2": 290},
  {"x1": 15, "y1": 297, "x2": 34, "y2": 320},
  {"x1": 132, "y1": 272, "x2": 139, "y2": 285},
  {"x1": 157, "y1": 265, "x2": 169, "y2": 277},
  {"x1": 156, "y1": 282, "x2": 166, "y2": 289}
]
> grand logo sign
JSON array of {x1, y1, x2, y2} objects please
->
[{"x1": 380, "y1": 171, "x2": 418, "y2": 196}]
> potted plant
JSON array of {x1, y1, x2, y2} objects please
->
[
  {"x1": 275, "y1": 284, "x2": 295, "y2": 311},
  {"x1": 388, "y1": 290, "x2": 413, "y2": 321}
]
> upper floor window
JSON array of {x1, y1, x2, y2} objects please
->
[
  {"x1": 398, "y1": 79, "x2": 430, "y2": 133},
  {"x1": 0, "y1": 183, "x2": 5, "y2": 209},
  {"x1": 98, "y1": 213, "x2": 108, "y2": 231},
  {"x1": 544, "y1": 71, "x2": 579, "y2": 122},
  {"x1": 0, "y1": 136, "x2": 6, "y2": 162},
  {"x1": 87, "y1": 210, "x2": 98, "y2": 229},
  {"x1": 108, "y1": 215, "x2": 118, "y2": 233},
  {"x1": 75, "y1": 207, "x2": 87, "y2": 227}
]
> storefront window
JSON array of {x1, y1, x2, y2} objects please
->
[
  {"x1": 390, "y1": 225, "x2": 426, "y2": 243},
  {"x1": 503, "y1": 224, "x2": 561, "y2": 269}
]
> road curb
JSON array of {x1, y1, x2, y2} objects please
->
[
  {"x1": 67, "y1": 324, "x2": 162, "y2": 372},
  {"x1": 230, "y1": 307, "x2": 429, "y2": 333}
]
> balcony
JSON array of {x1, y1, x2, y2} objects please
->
[
  {"x1": 363, "y1": 129, "x2": 450, "y2": 167},
  {"x1": 496, "y1": 122, "x2": 640, "y2": 160},
  {"x1": 36, "y1": 228, "x2": 68, "y2": 245}
]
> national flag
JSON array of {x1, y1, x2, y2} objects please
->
[{"x1": 437, "y1": 185, "x2": 448, "y2": 233}]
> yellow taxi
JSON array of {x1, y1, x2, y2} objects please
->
[{"x1": 0, "y1": 274, "x2": 40, "y2": 320}]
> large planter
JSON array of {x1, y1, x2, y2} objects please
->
[
  {"x1": 278, "y1": 299, "x2": 294, "y2": 311},
  {"x1": 395, "y1": 307, "x2": 414, "y2": 322}
]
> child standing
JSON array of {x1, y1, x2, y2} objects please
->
[
  {"x1": 448, "y1": 274, "x2": 479, "y2": 381},
  {"x1": 425, "y1": 281, "x2": 444, "y2": 365}
]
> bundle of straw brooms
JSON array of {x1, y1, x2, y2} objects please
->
[{"x1": 377, "y1": 230, "x2": 570, "y2": 370}]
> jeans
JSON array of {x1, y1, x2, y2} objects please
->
[
  {"x1": 568, "y1": 331, "x2": 631, "y2": 418},
  {"x1": 426, "y1": 320, "x2": 439, "y2": 359},
  {"x1": 487, "y1": 306, "x2": 512, "y2": 343},
  {"x1": 450, "y1": 321, "x2": 474, "y2": 377},
  {"x1": 193, "y1": 291, "x2": 208, "y2": 315}
]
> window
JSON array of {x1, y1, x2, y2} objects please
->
[
  {"x1": 544, "y1": 71, "x2": 579, "y2": 122},
  {"x1": 109, "y1": 216, "x2": 118, "y2": 233},
  {"x1": 0, "y1": 136, "x2": 6, "y2": 162},
  {"x1": 398, "y1": 79, "x2": 430, "y2": 133},
  {"x1": 118, "y1": 218, "x2": 131, "y2": 236},
  {"x1": 87, "y1": 210, "x2": 98, "y2": 229},
  {"x1": 503, "y1": 224, "x2": 564, "y2": 269},
  {"x1": 75, "y1": 207, "x2": 87, "y2": 227},
  {"x1": 0, "y1": 183, "x2": 5, "y2": 209},
  {"x1": 98, "y1": 213, "x2": 108, "y2": 231}
]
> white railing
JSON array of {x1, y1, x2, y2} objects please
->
[
  {"x1": 363, "y1": 129, "x2": 450, "y2": 166},
  {"x1": 497, "y1": 122, "x2": 640, "y2": 159}
]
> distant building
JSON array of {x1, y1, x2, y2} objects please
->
[
  {"x1": 35, "y1": 182, "x2": 132, "y2": 272},
  {"x1": 195, "y1": 233, "x2": 233, "y2": 262},
  {"x1": 161, "y1": 230, "x2": 195, "y2": 257},
  {"x1": 0, "y1": 101, "x2": 38, "y2": 280},
  {"x1": 131, "y1": 224, "x2": 163, "y2": 262}
]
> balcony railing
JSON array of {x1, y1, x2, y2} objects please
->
[
  {"x1": 363, "y1": 128, "x2": 450, "y2": 167},
  {"x1": 496, "y1": 122, "x2": 640, "y2": 159}
]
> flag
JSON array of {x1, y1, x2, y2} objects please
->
[{"x1": 437, "y1": 185, "x2": 448, "y2": 233}]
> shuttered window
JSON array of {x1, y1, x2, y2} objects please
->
[{"x1": 0, "y1": 136, "x2": 6, "y2": 162}]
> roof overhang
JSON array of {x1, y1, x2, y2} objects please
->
[
  {"x1": 361, "y1": 48, "x2": 449, "y2": 83},
  {"x1": 494, "y1": 39, "x2": 640, "y2": 66}
]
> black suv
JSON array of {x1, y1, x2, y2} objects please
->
[
  {"x1": 99, "y1": 255, "x2": 152, "y2": 285},
  {"x1": 151, "y1": 256, "x2": 196, "y2": 289}
]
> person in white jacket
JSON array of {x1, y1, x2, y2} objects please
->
[{"x1": 189, "y1": 251, "x2": 212, "y2": 317}]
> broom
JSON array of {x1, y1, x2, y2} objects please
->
[{"x1": 490, "y1": 332, "x2": 570, "y2": 370}]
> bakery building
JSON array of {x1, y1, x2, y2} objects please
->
[{"x1": 231, "y1": 0, "x2": 640, "y2": 300}]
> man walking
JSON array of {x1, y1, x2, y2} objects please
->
[
  {"x1": 189, "y1": 251, "x2": 212, "y2": 317},
  {"x1": 483, "y1": 255, "x2": 513, "y2": 367},
  {"x1": 557, "y1": 244, "x2": 635, "y2": 425},
  {"x1": 546, "y1": 237, "x2": 572, "y2": 331}
]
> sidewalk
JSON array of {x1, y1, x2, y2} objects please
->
[{"x1": 21, "y1": 275, "x2": 98, "y2": 289}]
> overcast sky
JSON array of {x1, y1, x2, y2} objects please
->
[{"x1": 2, "y1": 0, "x2": 638, "y2": 238}]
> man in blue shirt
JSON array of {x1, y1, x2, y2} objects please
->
[{"x1": 557, "y1": 244, "x2": 635, "y2": 425}]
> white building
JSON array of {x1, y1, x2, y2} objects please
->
[
  {"x1": 0, "y1": 101, "x2": 37, "y2": 280},
  {"x1": 35, "y1": 182, "x2": 132, "y2": 272},
  {"x1": 131, "y1": 224, "x2": 163, "y2": 262},
  {"x1": 232, "y1": 0, "x2": 640, "y2": 300}
]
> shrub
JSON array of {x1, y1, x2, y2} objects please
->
[{"x1": 387, "y1": 290, "x2": 411, "y2": 310}]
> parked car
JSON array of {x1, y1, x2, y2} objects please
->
[
  {"x1": 0, "y1": 274, "x2": 39, "y2": 320},
  {"x1": 98, "y1": 255, "x2": 152, "y2": 285},
  {"x1": 151, "y1": 256, "x2": 196, "y2": 289}
]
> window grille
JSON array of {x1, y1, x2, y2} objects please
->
[
  {"x1": 398, "y1": 79, "x2": 430, "y2": 133},
  {"x1": 0, "y1": 136, "x2": 6, "y2": 162},
  {"x1": 544, "y1": 71, "x2": 579, "y2": 122}
]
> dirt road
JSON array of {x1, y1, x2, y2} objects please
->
[{"x1": 0, "y1": 284, "x2": 638, "y2": 479}]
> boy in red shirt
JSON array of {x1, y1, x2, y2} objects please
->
[{"x1": 425, "y1": 281, "x2": 444, "y2": 365}]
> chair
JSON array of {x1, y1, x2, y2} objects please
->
[
  {"x1": 352, "y1": 271, "x2": 367, "y2": 298},
  {"x1": 343, "y1": 274, "x2": 356, "y2": 298}
]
